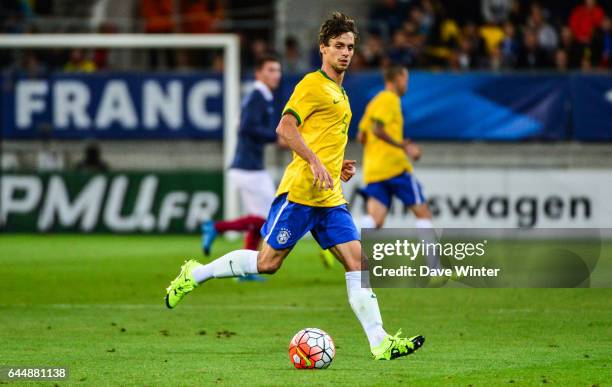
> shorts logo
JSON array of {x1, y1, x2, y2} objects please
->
[{"x1": 277, "y1": 228, "x2": 292, "y2": 245}]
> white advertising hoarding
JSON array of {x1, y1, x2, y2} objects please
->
[{"x1": 343, "y1": 168, "x2": 612, "y2": 228}]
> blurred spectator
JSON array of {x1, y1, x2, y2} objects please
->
[
  {"x1": 178, "y1": 1, "x2": 223, "y2": 68},
  {"x1": 64, "y1": 49, "x2": 96, "y2": 73},
  {"x1": 581, "y1": 51, "x2": 594, "y2": 71},
  {"x1": 411, "y1": 4, "x2": 434, "y2": 38},
  {"x1": 480, "y1": 22, "x2": 505, "y2": 55},
  {"x1": 369, "y1": 0, "x2": 410, "y2": 38},
  {"x1": 486, "y1": 46, "x2": 504, "y2": 70},
  {"x1": 180, "y1": 0, "x2": 223, "y2": 33},
  {"x1": 517, "y1": 29, "x2": 553, "y2": 69},
  {"x1": 142, "y1": 0, "x2": 175, "y2": 33},
  {"x1": 141, "y1": 0, "x2": 176, "y2": 69},
  {"x1": 76, "y1": 143, "x2": 109, "y2": 173},
  {"x1": 508, "y1": 0, "x2": 527, "y2": 26},
  {"x1": 555, "y1": 48, "x2": 569, "y2": 71},
  {"x1": 362, "y1": 34, "x2": 386, "y2": 68},
  {"x1": 420, "y1": 0, "x2": 438, "y2": 38},
  {"x1": 424, "y1": 14, "x2": 460, "y2": 68},
  {"x1": 559, "y1": 26, "x2": 584, "y2": 68},
  {"x1": 388, "y1": 29, "x2": 418, "y2": 66},
  {"x1": 500, "y1": 21, "x2": 520, "y2": 67},
  {"x1": 592, "y1": 16, "x2": 612, "y2": 68},
  {"x1": 93, "y1": 22, "x2": 119, "y2": 70},
  {"x1": 18, "y1": 51, "x2": 47, "y2": 78},
  {"x1": 1, "y1": 0, "x2": 607, "y2": 74},
  {"x1": 244, "y1": 38, "x2": 271, "y2": 70},
  {"x1": 450, "y1": 36, "x2": 476, "y2": 70},
  {"x1": 448, "y1": 23, "x2": 489, "y2": 70},
  {"x1": 404, "y1": 18, "x2": 427, "y2": 54},
  {"x1": 439, "y1": 17, "x2": 461, "y2": 46},
  {"x1": 463, "y1": 22, "x2": 488, "y2": 59},
  {"x1": 528, "y1": 3, "x2": 558, "y2": 52},
  {"x1": 283, "y1": 36, "x2": 308, "y2": 73},
  {"x1": 569, "y1": 0, "x2": 605, "y2": 44},
  {"x1": 481, "y1": 0, "x2": 513, "y2": 24}
]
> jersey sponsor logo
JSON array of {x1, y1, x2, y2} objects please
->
[{"x1": 333, "y1": 99, "x2": 341, "y2": 104}]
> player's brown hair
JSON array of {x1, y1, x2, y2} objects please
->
[
  {"x1": 318, "y1": 11, "x2": 358, "y2": 47},
  {"x1": 255, "y1": 53, "x2": 280, "y2": 70},
  {"x1": 383, "y1": 65, "x2": 407, "y2": 82}
]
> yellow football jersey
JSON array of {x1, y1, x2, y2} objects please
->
[
  {"x1": 277, "y1": 70, "x2": 352, "y2": 207},
  {"x1": 358, "y1": 90, "x2": 413, "y2": 184}
]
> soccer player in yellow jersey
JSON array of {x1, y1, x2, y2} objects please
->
[
  {"x1": 357, "y1": 66, "x2": 435, "y2": 229},
  {"x1": 165, "y1": 12, "x2": 425, "y2": 360},
  {"x1": 357, "y1": 65, "x2": 442, "y2": 272}
]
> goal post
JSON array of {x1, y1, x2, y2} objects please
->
[{"x1": 0, "y1": 33, "x2": 242, "y2": 221}]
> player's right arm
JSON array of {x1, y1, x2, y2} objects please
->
[
  {"x1": 276, "y1": 114, "x2": 333, "y2": 190},
  {"x1": 372, "y1": 120, "x2": 421, "y2": 161},
  {"x1": 279, "y1": 77, "x2": 334, "y2": 190}
]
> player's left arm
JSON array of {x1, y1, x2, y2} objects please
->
[{"x1": 341, "y1": 160, "x2": 356, "y2": 182}]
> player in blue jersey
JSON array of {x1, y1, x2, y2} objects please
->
[{"x1": 201, "y1": 54, "x2": 281, "y2": 281}]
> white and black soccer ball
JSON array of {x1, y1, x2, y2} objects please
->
[{"x1": 288, "y1": 328, "x2": 336, "y2": 369}]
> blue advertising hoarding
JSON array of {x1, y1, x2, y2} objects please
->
[
  {"x1": 570, "y1": 75, "x2": 612, "y2": 141},
  {"x1": 341, "y1": 72, "x2": 571, "y2": 141},
  {"x1": 2, "y1": 71, "x2": 611, "y2": 141},
  {"x1": 2, "y1": 72, "x2": 224, "y2": 139}
]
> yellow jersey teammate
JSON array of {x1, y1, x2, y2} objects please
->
[
  {"x1": 165, "y1": 12, "x2": 425, "y2": 360},
  {"x1": 358, "y1": 66, "x2": 437, "y2": 231},
  {"x1": 357, "y1": 65, "x2": 443, "y2": 279}
]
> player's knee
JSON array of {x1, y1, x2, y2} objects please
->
[
  {"x1": 344, "y1": 255, "x2": 363, "y2": 272},
  {"x1": 259, "y1": 262, "x2": 281, "y2": 274},
  {"x1": 257, "y1": 252, "x2": 283, "y2": 274},
  {"x1": 412, "y1": 204, "x2": 432, "y2": 219}
]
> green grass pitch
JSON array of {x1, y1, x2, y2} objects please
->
[{"x1": 1, "y1": 234, "x2": 611, "y2": 386}]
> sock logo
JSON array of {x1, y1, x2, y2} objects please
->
[{"x1": 277, "y1": 228, "x2": 291, "y2": 245}]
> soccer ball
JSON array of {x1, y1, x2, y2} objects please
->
[{"x1": 288, "y1": 328, "x2": 335, "y2": 369}]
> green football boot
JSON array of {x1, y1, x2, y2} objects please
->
[
  {"x1": 165, "y1": 259, "x2": 200, "y2": 309},
  {"x1": 319, "y1": 249, "x2": 336, "y2": 269},
  {"x1": 371, "y1": 330, "x2": 425, "y2": 360}
]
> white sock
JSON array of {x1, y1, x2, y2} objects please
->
[
  {"x1": 415, "y1": 218, "x2": 441, "y2": 269},
  {"x1": 345, "y1": 271, "x2": 387, "y2": 349},
  {"x1": 415, "y1": 218, "x2": 433, "y2": 229},
  {"x1": 191, "y1": 249, "x2": 259, "y2": 284}
]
